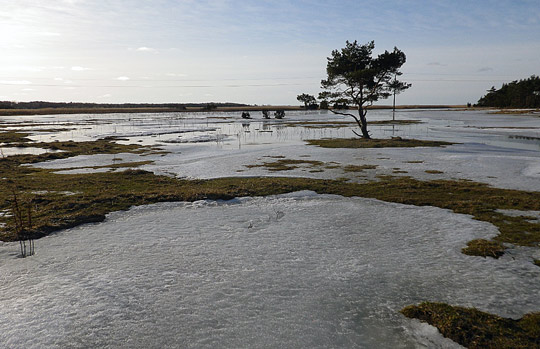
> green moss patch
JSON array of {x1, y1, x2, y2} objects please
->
[
  {"x1": 342, "y1": 164, "x2": 377, "y2": 172},
  {"x1": 401, "y1": 302, "x2": 540, "y2": 349},
  {"x1": 462, "y1": 239, "x2": 506, "y2": 258},
  {"x1": 0, "y1": 131, "x2": 32, "y2": 144},
  {"x1": 245, "y1": 159, "x2": 324, "y2": 172},
  {"x1": 306, "y1": 137, "x2": 454, "y2": 149}
]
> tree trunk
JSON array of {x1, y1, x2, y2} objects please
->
[{"x1": 358, "y1": 106, "x2": 371, "y2": 139}]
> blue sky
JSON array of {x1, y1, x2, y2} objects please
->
[{"x1": 1, "y1": 0, "x2": 539, "y2": 105}]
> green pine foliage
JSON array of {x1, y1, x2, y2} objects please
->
[{"x1": 477, "y1": 75, "x2": 540, "y2": 108}]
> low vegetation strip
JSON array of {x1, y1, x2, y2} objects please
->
[
  {"x1": 401, "y1": 302, "x2": 540, "y2": 349},
  {"x1": 306, "y1": 137, "x2": 454, "y2": 148}
]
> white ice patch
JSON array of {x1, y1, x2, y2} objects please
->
[
  {"x1": 160, "y1": 134, "x2": 230, "y2": 143},
  {"x1": 1, "y1": 193, "x2": 538, "y2": 348},
  {"x1": 496, "y1": 209, "x2": 540, "y2": 222},
  {"x1": 0, "y1": 147, "x2": 63, "y2": 156},
  {"x1": 28, "y1": 153, "x2": 146, "y2": 170},
  {"x1": 98, "y1": 127, "x2": 218, "y2": 139}
]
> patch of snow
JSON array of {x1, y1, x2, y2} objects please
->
[{"x1": 497, "y1": 209, "x2": 540, "y2": 220}]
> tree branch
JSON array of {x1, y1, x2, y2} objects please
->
[{"x1": 329, "y1": 109, "x2": 361, "y2": 123}]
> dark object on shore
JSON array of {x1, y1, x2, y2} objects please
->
[
  {"x1": 274, "y1": 110, "x2": 285, "y2": 119},
  {"x1": 241, "y1": 111, "x2": 251, "y2": 119},
  {"x1": 262, "y1": 110, "x2": 270, "y2": 119}
]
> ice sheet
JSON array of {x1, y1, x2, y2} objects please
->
[
  {"x1": 4, "y1": 193, "x2": 538, "y2": 348},
  {"x1": 2, "y1": 109, "x2": 540, "y2": 347}
]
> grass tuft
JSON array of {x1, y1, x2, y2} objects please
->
[
  {"x1": 401, "y1": 302, "x2": 540, "y2": 349},
  {"x1": 462, "y1": 239, "x2": 506, "y2": 258}
]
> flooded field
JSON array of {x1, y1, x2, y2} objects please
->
[{"x1": 1, "y1": 109, "x2": 539, "y2": 348}]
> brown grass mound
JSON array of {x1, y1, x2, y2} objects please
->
[{"x1": 401, "y1": 302, "x2": 540, "y2": 349}]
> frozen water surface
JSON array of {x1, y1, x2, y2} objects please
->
[
  {"x1": 5, "y1": 193, "x2": 540, "y2": 348},
  {"x1": 1, "y1": 109, "x2": 540, "y2": 347},
  {"x1": 11, "y1": 109, "x2": 538, "y2": 189}
]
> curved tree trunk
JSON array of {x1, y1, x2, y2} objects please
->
[{"x1": 358, "y1": 106, "x2": 371, "y2": 139}]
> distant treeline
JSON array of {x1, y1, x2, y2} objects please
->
[
  {"x1": 476, "y1": 75, "x2": 540, "y2": 108},
  {"x1": 0, "y1": 101, "x2": 248, "y2": 110}
]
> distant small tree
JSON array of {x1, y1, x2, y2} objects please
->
[
  {"x1": 319, "y1": 100, "x2": 329, "y2": 109},
  {"x1": 202, "y1": 103, "x2": 217, "y2": 111},
  {"x1": 388, "y1": 74, "x2": 411, "y2": 121},
  {"x1": 318, "y1": 91, "x2": 331, "y2": 110},
  {"x1": 296, "y1": 93, "x2": 317, "y2": 109},
  {"x1": 321, "y1": 40, "x2": 410, "y2": 138}
]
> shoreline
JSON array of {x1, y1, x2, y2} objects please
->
[{"x1": 0, "y1": 104, "x2": 468, "y2": 116}]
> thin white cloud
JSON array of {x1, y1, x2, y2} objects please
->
[
  {"x1": 166, "y1": 73, "x2": 187, "y2": 77},
  {"x1": 22, "y1": 88, "x2": 35, "y2": 91},
  {"x1": 136, "y1": 47, "x2": 158, "y2": 53},
  {"x1": 477, "y1": 67, "x2": 494, "y2": 73},
  {"x1": 116, "y1": 76, "x2": 130, "y2": 81},
  {"x1": 37, "y1": 31, "x2": 61, "y2": 37},
  {"x1": 99, "y1": 93, "x2": 112, "y2": 98},
  {"x1": 71, "y1": 66, "x2": 91, "y2": 71},
  {"x1": 0, "y1": 80, "x2": 32, "y2": 85}
]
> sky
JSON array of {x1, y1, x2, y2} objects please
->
[{"x1": 1, "y1": 0, "x2": 539, "y2": 105}]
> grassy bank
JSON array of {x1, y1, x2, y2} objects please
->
[
  {"x1": 401, "y1": 302, "x2": 540, "y2": 348},
  {"x1": 306, "y1": 137, "x2": 455, "y2": 149}
]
